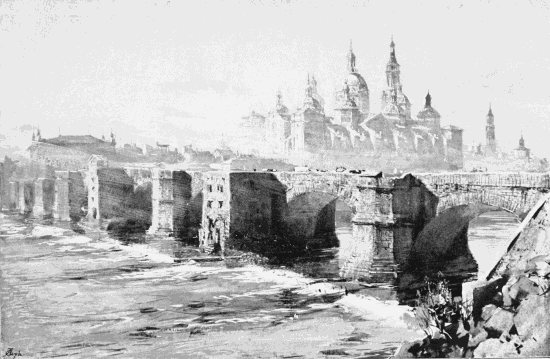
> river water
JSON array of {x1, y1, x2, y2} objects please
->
[{"x1": 0, "y1": 210, "x2": 518, "y2": 358}]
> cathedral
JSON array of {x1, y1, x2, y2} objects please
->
[{"x1": 241, "y1": 39, "x2": 464, "y2": 170}]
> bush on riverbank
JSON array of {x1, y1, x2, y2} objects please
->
[{"x1": 398, "y1": 273, "x2": 473, "y2": 358}]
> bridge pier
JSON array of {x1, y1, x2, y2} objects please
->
[
  {"x1": 148, "y1": 169, "x2": 191, "y2": 237},
  {"x1": 54, "y1": 171, "x2": 86, "y2": 221},
  {"x1": 338, "y1": 175, "x2": 397, "y2": 281},
  {"x1": 8, "y1": 181, "x2": 19, "y2": 211},
  {"x1": 18, "y1": 181, "x2": 34, "y2": 215},
  {"x1": 33, "y1": 178, "x2": 55, "y2": 219},
  {"x1": 86, "y1": 157, "x2": 135, "y2": 221}
]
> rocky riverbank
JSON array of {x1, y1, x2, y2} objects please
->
[{"x1": 395, "y1": 194, "x2": 550, "y2": 358}]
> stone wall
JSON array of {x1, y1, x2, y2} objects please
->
[
  {"x1": 87, "y1": 167, "x2": 135, "y2": 221},
  {"x1": 187, "y1": 171, "x2": 204, "y2": 242},
  {"x1": 227, "y1": 172, "x2": 287, "y2": 252}
]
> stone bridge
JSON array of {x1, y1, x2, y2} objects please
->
[
  {"x1": 210, "y1": 171, "x2": 550, "y2": 281},
  {"x1": 1, "y1": 159, "x2": 549, "y2": 283}
]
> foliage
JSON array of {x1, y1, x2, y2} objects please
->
[{"x1": 407, "y1": 272, "x2": 473, "y2": 358}]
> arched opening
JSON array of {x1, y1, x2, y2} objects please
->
[
  {"x1": 399, "y1": 203, "x2": 521, "y2": 302},
  {"x1": 468, "y1": 210, "x2": 520, "y2": 279},
  {"x1": 285, "y1": 192, "x2": 355, "y2": 278}
]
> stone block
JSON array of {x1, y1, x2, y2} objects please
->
[
  {"x1": 473, "y1": 338, "x2": 520, "y2": 358},
  {"x1": 482, "y1": 307, "x2": 514, "y2": 337},
  {"x1": 468, "y1": 327, "x2": 488, "y2": 348},
  {"x1": 514, "y1": 293, "x2": 550, "y2": 341},
  {"x1": 507, "y1": 276, "x2": 539, "y2": 303}
]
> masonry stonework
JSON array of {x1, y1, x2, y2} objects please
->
[
  {"x1": 198, "y1": 171, "x2": 548, "y2": 282},
  {"x1": 148, "y1": 169, "x2": 191, "y2": 237}
]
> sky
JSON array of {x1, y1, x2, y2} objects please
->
[{"x1": 1, "y1": 0, "x2": 550, "y2": 157}]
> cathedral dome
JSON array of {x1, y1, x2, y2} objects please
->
[
  {"x1": 345, "y1": 72, "x2": 369, "y2": 91},
  {"x1": 417, "y1": 107, "x2": 440, "y2": 120},
  {"x1": 416, "y1": 92, "x2": 440, "y2": 119}
]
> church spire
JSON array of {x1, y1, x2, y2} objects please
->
[
  {"x1": 389, "y1": 35, "x2": 397, "y2": 63},
  {"x1": 385, "y1": 36, "x2": 401, "y2": 89},
  {"x1": 487, "y1": 103, "x2": 493, "y2": 117},
  {"x1": 347, "y1": 39, "x2": 356, "y2": 73},
  {"x1": 519, "y1": 132, "x2": 525, "y2": 148},
  {"x1": 425, "y1": 91, "x2": 432, "y2": 108}
]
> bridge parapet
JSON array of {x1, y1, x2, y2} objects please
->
[{"x1": 415, "y1": 172, "x2": 550, "y2": 189}]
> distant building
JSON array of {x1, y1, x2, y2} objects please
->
[
  {"x1": 28, "y1": 129, "x2": 185, "y2": 169},
  {"x1": 513, "y1": 135, "x2": 530, "y2": 160},
  {"x1": 238, "y1": 38, "x2": 464, "y2": 170},
  {"x1": 122, "y1": 143, "x2": 144, "y2": 156},
  {"x1": 28, "y1": 133, "x2": 116, "y2": 170},
  {"x1": 464, "y1": 111, "x2": 546, "y2": 172},
  {"x1": 183, "y1": 145, "x2": 216, "y2": 163}
]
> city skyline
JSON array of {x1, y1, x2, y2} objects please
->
[{"x1": 0, "y1": 0, "x2": 549, "y2": 158}]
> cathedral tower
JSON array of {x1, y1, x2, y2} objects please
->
[
  {"x1": 381, "y1": 37, "x2": 411, "y2": 119},
  {"x1": 416, "y1": 91, "x2": 441, "y2": 128},
  {"x1": 485, "y1": 105, "x2": 496, "y2": 154},
  {"x1": 386, "y1": 38, "x2": 401, "y2": 89},
  {"x1": 336, "y1": 41, "x2": 370, "y2": 118}
]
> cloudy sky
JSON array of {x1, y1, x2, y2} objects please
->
[{"x1": 1, "y1": 0, "x2": 550, "y2": 156}]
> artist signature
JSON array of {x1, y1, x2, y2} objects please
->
[{"x1": 3, "y1": 348, "x2": 23, "y2": 358}]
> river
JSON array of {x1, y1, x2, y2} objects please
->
[{"x1": 0, "y1": 210, "x2": 518, "y2": 358}]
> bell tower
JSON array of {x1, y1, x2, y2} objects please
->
[
  {"x1": 385, "y1": 37, "x2": 401, "y2": 90},
  {"x1": 485, "y1": 105, "x2": 496, "y2": 154}
]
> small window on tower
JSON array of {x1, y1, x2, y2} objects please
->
[
  {"x1": 207, "y1": 201, "x2": 213, "y2": 209},
  {"x1": 218, "y1": 185, "x2": 224, "y2": 193},
  {"x1": 218, "y1": 201, "x2": 223, "y2": 208},
  {"x1": 207, "y1": 185, "x2": 213, "y2": 192}
]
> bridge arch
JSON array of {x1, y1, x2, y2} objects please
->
[
  {"x1": 433, "y1": 188, "x2": 544, "y2": 220},
  {"x1": 284, "y1": 191, "x2": 355, "y2": 245}
]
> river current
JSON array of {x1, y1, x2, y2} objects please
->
[{"x1": 0, "y1": 211, "x2": 518, "y2": 358}]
